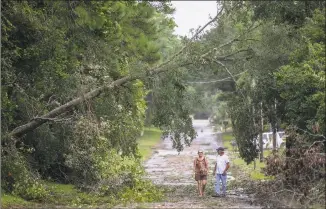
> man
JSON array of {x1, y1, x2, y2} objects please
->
[{"x1": 212, "y1": 147, "x2": 230, "y2": 197}]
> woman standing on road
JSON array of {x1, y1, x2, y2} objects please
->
[{"x1": 194, "y1": 150, "x2": 208, "y2": 197}]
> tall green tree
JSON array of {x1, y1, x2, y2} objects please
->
[
  {"x1": 185, "y1": 1, "x2": 325, "y2": 163},
  {"x1": 275, "y1": 9, "x2": 325, "y2": 136},
  {"x1": 1, "y1": 0, "x2": 192, "y2": 199}
]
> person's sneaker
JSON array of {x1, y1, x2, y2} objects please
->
[
  {"x1": 212, "y1": 193, "x2": 221, "y2": 197},
  {"x1": 220, "y1": 193, "x2": 226, "y2": 197}
]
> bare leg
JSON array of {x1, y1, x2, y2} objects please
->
[
  {"x1": 198, "y1": 180, "x2": 203, "y2": 196},
  {"x1": 202, "y1": 179, "x2": 207, "y2": 196},
  {"x1": 197, "y1": 181, "x2": 201, "y2": 196}
]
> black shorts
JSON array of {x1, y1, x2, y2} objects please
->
[{"x1": 195, "y1": 174, "x2": 207, "y2": 181}]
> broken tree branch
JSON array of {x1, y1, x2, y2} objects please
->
[
  {"x1": 7, "y1": 6, "x2": 226, "y2": 140},
  {"x1": 213, "y1": 60, "x2": 247, "y2": 101},
  {"x1": 32, "y1": 116, "x2": 74, "y2": 123},
  {"x1": 200, "y1": 23, "x2": 262, "y2": 59},
  {"x1": 215, "y1": 49, "x2": 253, "y2": 60}
]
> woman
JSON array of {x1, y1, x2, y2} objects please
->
[{"x1": 194, "y1": 149, "x2": 208, "y2": 197}]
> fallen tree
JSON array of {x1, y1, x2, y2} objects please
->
[{"x1": 7, "y1": 6, "x2": 225, "y2": 140}]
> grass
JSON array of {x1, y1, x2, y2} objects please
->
[
  {"x1": 138, "y1": 127, "x2": 162, "y2": 161},
  {"x1": 45, "y1": 182, "x2": 82, "y2": 205},
  {"x1": 310, "y1": 204, "x2": 326, "y2": 209},
  {"x1": 1, "y1": 193, "x2": 33, "y2": 209},
  {"x1": 250, "y1": 170, "x2": 273, "y2": 180},
  {"x1": 221, "y1": 132, "x2": 234, "y2": 151},
  {"x1": 1, "y1": 182, "x2": 115, "y2": 209},
  {"x1": 47, "y1": 181, "x2": 118, "y2": 207},
  {"x1": 223, "y1": 133, "x2": 233, "y2": 141},
  {"x1": 46, "y1": 181, "x2": 114, "y2": 207},
  {"x1": 46, "y1": 181, "x2": 76, "y2": 194}
]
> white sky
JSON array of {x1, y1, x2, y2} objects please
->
[{"x1": 171, "y1": 1, "x2": 218, "y2": 37}]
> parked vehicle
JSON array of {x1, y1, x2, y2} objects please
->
[{"x1": 255, "y1": 132, "x2": 285, "y2": 149}]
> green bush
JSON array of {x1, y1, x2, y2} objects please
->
[
  {"x1": 1, "y1": 146, "x2": 50, "y2": 201},
  {"x1": 13, "y1": 180, "x2": 49, "y2": 201},
  {"x1": 119, "y1": 179, "x2": 163, "y2": 203},
  {"x1": 63, "y1": 117, "x2": 163, "y2": 202}
]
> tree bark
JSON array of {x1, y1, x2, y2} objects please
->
[
  {"x1": 272, "y1": 127, "x2": 277, "y2": 150},
  {"x1": 8, "y1": 76, "x2": 131, "y2": 139},
  {"x1": 252, "y1": 104, "x2": 256, "y2": 170},
  {"x1": 259, "y1": 101, "x2": 264, "y2": 162}
]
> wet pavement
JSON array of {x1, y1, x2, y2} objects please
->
[{"x1": 144, "y1": 120, "x2": 222, "y2": 185}]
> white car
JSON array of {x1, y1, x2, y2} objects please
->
[{"x1": 256, "y1": 132, "x2": 285, "y2": 149}]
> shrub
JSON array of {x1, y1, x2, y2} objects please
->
[
  {"x1": 64, "y1": 116, "x2": 163, "y2": 202},
  {"x1": 1, "y1": 145, "x2": 50, "y2": 201},
  {"x1": 254, "y1": 128, "x2": 326, "y2": 208}
]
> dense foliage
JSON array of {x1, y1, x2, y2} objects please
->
[
  {"x1": 188, "y1": 1, "x2": 325, "y2": 163},
  {"x1": 1, "y1": 0, "x2": 196, "y2": 204},
  {"x1": 1, "y1": 0, "x2": 325, "y2": 207},
  {"x1": 185, "y1": 1, "x2": 325, "y2": 207}
]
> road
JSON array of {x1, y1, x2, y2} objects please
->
[
  {"x1": 115, "y1": 120, "x2": 260, "y2": 208},
  {"x1": 144, "y1": 120, "x2": 222, "y2": 186}
]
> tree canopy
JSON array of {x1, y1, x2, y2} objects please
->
[{"x1": 1, "y1": 0, "x2": 325, "y2": 207}]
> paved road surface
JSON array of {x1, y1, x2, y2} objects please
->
[
  {"x1": 144, "y1": 120, "x2": 223, "y2": 185},
  {"x1": 115, "y1": 120, "x2": 260, "y2": 208}
]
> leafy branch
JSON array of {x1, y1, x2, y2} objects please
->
[{"x1": 8, "y1": 5, "x2": 226, "y2": 140}]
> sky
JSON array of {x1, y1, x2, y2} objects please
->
[{"x1": 171, "y1": 1, "x2": 218, "y2": 37}]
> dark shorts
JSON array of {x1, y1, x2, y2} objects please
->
[{"x1": 195, "y1": 174, "x2": 207, "y2": 181}]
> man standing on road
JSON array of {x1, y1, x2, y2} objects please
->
[{"x1": 212, "y1": 147, "x2": 230, "y2": 197}]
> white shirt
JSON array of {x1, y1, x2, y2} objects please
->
[{"x1": 215, "y1": 154, "x2": 229, "y2": 174}]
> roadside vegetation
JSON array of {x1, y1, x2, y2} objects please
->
[
  {"x1": 138, "y1": 128, "x2": 162, "y2": 161},
  {"x1": 222, "y1": 132, "x2": 273, "y2": 181},
  {"x1": 1, "y1": 128, "x2": 163, "y2": 208},
  {"x1": 1, "y1": 1, "x2": 325, "y2": 209}
]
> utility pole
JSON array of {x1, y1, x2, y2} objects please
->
[
  {"x1": 251, "y1": 78, "x2": 257, "y2": 169},
  {"x1": 259, "y1": 101, "x2": 264, "y2": 162},
  {"x1": 252, "y1": 105, "x2": 257, "y2": 170},
  {"x1": 272, "y1": 98, "x2": 277, "y2": 150}
]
